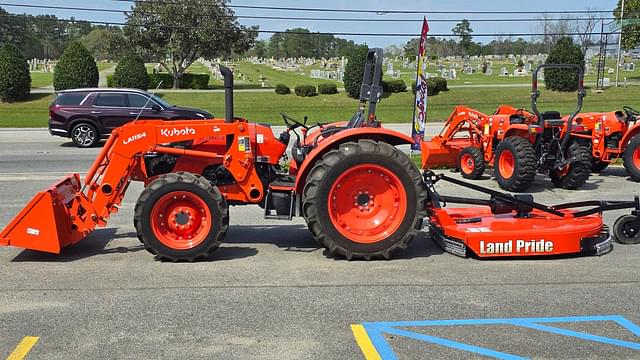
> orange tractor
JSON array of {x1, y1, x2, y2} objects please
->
[
  {"x1": 564, "y1": 106, "x2": 640, "y2": 180},
  {"x1": 1, "y1": 49, "x2": 639, "y2": 261},
  {"x1": 422, "y1": 64, "x2": 593, "y2": 192}
]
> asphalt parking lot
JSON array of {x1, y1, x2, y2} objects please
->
[{"x1": 1, "y1": 127, "x2": 639, "y2": 359}]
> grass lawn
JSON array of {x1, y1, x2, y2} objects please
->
[
  {"x1": 2, "y1": 85, "x2": 640, "y2": 128},
  {"x1": 30, "y1": 72, "x2": 54, "y2": 88}
]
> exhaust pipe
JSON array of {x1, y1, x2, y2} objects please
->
[{"x1": 219, "y1": 65, "x2": 234, "y2": 123}]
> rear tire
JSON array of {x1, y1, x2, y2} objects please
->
[
  {"x1": 134, "y1": 172, "x2": 228, "y2": 261},
  {"x1": 494, "y1": 137, "x2": 536, "y2": 192},
  {"x1": 302, "y1": 140, "x2": 428, "y2": 260},
  {"x1": 550, "y1": 142, "x2": 592, "y2": 189},
  {"x1": 458, "y1": 146, "x2": 485, "y2": 179},
  {"x1": 623, "y1": 135, "x2": 640, "y2": 181},
  {"x1": 613, "y1": 214, "x2": 640, "y2": 244}
]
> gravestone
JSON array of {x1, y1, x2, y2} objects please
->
[
  {"x1": 485, "y1": 68, "x2": 493, "y2": 75},
  {"x1": 448, "y1": 68, "x2": 457, "y2": 80},
  {"x1": 499, "y1": 67, "x2": 508, "y2": 76}
]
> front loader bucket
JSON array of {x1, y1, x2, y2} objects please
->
[
  {"x1": 0, "y1": 174, "x2": 93, "y2": 254},
  {"x1": 421, "y1": 137, "x2": 464, "y2": 169}
]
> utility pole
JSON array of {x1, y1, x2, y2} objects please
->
[{"x1": 616, "y1": 0, "x2": 625, "y2": 87}]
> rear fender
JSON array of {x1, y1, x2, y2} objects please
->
[
  {"x1": 293, "y1": 127, "x2": 413, "y2": 194},
  {"x1": 503, "y1": 125, "x2": 534, "y2": 142},
  {"x1": 621, "y1": 124, "x2": 640, "y2": 150}
]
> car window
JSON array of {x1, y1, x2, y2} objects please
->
[
  {"x1": 95, "y1": 93, "x2": 127, "y2": 107},
  {"x1": 128, "y1": 94, "x2": 154, "y2": 108},
  {"x1": 151, "y1": 95, "x2": 172, "y2": 108},
  {"x1": 54, "y1": 93, "x2": 87, "y2": 106}
]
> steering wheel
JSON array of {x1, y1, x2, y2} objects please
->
[
  {"x1": 280, "y1": 112, "x2": 307, "y2": 130},
  {"x1": 623, "y1": 106, "x2": 640, "y2": 123}
]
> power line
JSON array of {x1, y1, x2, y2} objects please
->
[
  {"x1": 109, "y1": 1, "x2": 619, "y2": 15},
  {"x1": 0, "y1": 3, "x2": 619, "y2": 23},
  {"x1": 0, "y1": 14, "x2": 622, "y2": 38}
]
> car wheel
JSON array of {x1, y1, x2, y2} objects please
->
[{"x1": 71, "y1": 123, "x2": 98, "y2": 148}]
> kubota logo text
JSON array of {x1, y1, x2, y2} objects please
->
[{"x1": 160, "y1": 127, "x2": 196, "y2": 137}]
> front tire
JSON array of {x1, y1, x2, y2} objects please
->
[
  {"x1": 71, "y1": 122, "x2": 98, "y2": 148},
  {"x1": 458, "y1": 146, "x2": 485, "y2": 179},
  {"x1": 494, "y1": 137, "x2": 536, "y2": 192},
  {"x1": 302, "y1": 140, "x2": 428, "y2": 260},
  {"x1": 550, "y1": 142, "x2": 592, "y2": 189},
  {"x1": 134, "y1": 172, "x2": 229, "y2": 261},
  {"x1": 623, "y1": 135, "x2": 640, "y2": 181}
]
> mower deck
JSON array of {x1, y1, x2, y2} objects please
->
[
  {"x1": 422, "y1": 172, "x2": 637, "y2": 258},
  {"x1": 425, "y1": 208, "x2": 611, "y2": 257}
]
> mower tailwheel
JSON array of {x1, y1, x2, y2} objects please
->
[
  {"x1": 134, "y1": 172, "x2": 229, "y2": 262},
  {"x1": 458, "y1": 147, "x2": 485, "y2": 180},
  {"x1": 494, "y1": 137, "x2": 536, "y2": 192},
  {"x1": 550, "y1": 142, "x2": 592, "y2": 189},
  {"x1": 302, "y1": 140, "x2": 428, "y2": 260},
  {"x1": 613, "y1": 214, "x2": 640, "y2": 244},
  {"x1": 623, "y1": 135, "x2": 640, "y2": 181}
]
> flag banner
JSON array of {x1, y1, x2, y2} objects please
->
[{"x1": 411, "y1": 17, "x2": 430, "y2": 151}]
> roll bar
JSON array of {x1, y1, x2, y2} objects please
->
[{"x1": 531, "y1": 63, "x2": 586, "y2": 150}]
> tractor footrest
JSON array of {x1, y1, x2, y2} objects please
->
[{"x1": 424, "y1": 222, "x2": 467, "y2": 257}]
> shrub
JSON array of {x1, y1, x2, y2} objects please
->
[
  {"x1": 318, "y1": 83, "x2": 338, "y2": 94},
  {"x1": 148, "y1": 73, "x2": 173, "y2": 89},
  {"x1": 0, "y1": 44, "x2": 31, "y2": 102},
  {"x1": 180, "y1": 73, "x2": 210, "y2": 89},
  {"x1": 382, "y1": 79, "x2": 407, "y2": 93},
  {"x1": 432, "y1": 77, "x2": 448, "y2": 92},
  {"x1": 344, "y1": 45, "x2": 369, "y2": 98},
  {"x1": 112, "y1": 53, "x2": 149, "y2": 90},
  {"x1": 545, "y1": 37, "x2": 585, "y2": 92},
  {"x1": 147, "y1": 73, "x2": 210, "y2": 89},
  {"x1": 53, "y1": 41, "x2": 99, "y2": 91},
  {"x1": 412, "y1": 78, "x2": 441, "y2": 96},
  {"x1": 106, "y1": 75, "x2": 114, "y2": 87},
  {"x1": 294, "y1": 85, "x2": 317, "y2": 97},
  {"x1": 275, "y1": 83, "x2": 290, "y2": 95}
]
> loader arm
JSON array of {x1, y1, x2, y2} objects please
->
[{"x1": 1, "y1": 119, "x2": 263, "y2": 254}]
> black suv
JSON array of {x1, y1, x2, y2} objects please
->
[{"x1": 48, "y1": 88, "x2": 213, "y2": 147}]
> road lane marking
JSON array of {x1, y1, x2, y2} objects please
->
[
  {"x1": 351, "y1": 324, "x2": 382, "y2": 360},
  {"x1": 6, "y1": 336, "x2": 39, "y2": 360}
]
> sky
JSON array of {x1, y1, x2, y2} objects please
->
[{"x1": 1, "y1": 0, "x2": 621, "y2": 47}]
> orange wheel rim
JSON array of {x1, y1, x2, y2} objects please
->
[
  {"x1": 460, "y1": 153, "x2": 475, "y2": 175},
  {"x1": 328, "y1": 164, "x2": 407, "y2": 244},
  {"x1": 499, "y1": 150, "x2": 515, "y2": 179},
  {"x1": 634, "y1": 147, "x2": 640, "y2": 169},
  {"x1": 150, "y1": 191, "x2": 211, "y2": 250}
]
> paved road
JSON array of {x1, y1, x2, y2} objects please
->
[{"x1": 1, "y1": 129, "x2": 639, "y2": 359}]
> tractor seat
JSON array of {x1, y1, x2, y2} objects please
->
[
  {"x1": 319, "y1": 112, "x2": 365, "y2": 138},
  {"x1": 541, "y1": 111, "x2": 565, "y2": 126}
]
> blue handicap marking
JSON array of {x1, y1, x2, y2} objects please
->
[{"x1": 359, "y1": 315, "x2": 640, "y2": 360}]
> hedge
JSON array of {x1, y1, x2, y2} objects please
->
[
  {"x1": 318, "y1": 83, "x2": 338, "y2": 94},
  {"x1": 0, "y1": 44, "x2": 31, "y2": 102},
  {"x1": 275, "y1": 84, "x2": 291, "y2": 95},
  {"x1": 112, "y1": 53, "x2": 149, "y2": 90},
  {"x1": 412, "y1": 78, "x2": 441, "y2": 96},
  {"x1": 382, "y1": 79, "x2": 407, "y2": 93},
  {"x1": 53, "y1": 41, "x2": 99, "y2": 91},
  {"x1": 294, "y1": 84, "x2": 317, "y2": 97}
]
